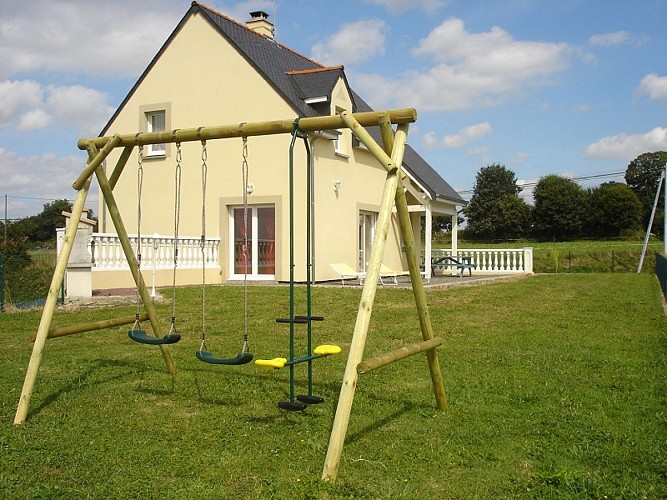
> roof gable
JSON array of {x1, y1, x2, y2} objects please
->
[{"x1": 100, "y1": 1, "x2": 462, "y2": 204}]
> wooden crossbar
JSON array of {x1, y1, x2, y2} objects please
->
[
  {"x1": 76, "y1": 108, "x2": 417, "y2": 151},
  {"x1": 356, "y1": 337, "x2": 442, "y2": 375},
  {"x1": 29, "y1": 314, "x2": 149, "y2": 342}
]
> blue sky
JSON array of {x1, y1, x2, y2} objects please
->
[{"x1": 1, "y1": 0, "x2": 666, "y2": 219}]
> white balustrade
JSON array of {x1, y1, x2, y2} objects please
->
[
  {"x1": 428, "y1": 247, "x2": 533, "y2": 275},
  {"x1": 89, "y1": 233, "x2": 220, "y2": 270}
]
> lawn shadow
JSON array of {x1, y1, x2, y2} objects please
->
[{"x1": 29, "y1": 358, "x2": 147, "y2": 419}]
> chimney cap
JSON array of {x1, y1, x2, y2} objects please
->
[{"x1": 249, "y1": 11, "x2": 269, "y2": 19}]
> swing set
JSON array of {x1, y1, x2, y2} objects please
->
[{"x1": 13, "y1": 108, "x2": 447, "y2": 483}]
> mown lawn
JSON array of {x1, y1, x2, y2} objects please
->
[{"x1": 1, "y1": 274, "x2": 666, "y2": 498}]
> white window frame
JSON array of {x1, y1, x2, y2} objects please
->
[
  {"x1": 145, "y1": 111, "x2": 166, "y2": 157},
  {"x1": 229, "y1": 205, "x2": 276, "y2": 280},
  {"x1": 140, "y1": 103, "x2": 171, "y2": 159}
]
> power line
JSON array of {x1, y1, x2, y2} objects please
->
[{"x1": 457, "y1": 170, "x2": 626, "y2": 195}]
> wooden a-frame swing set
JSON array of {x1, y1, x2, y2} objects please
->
[{"x1": 13, "y1": 108, "x2": 447, "y2": 482}]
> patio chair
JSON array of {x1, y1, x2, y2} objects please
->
[
  {"x1": 380, "y1": 264, "x2": 431, "y2": 285},
  {"x1": 330, "y1": 263, "x2": 366, "y2": 285}
]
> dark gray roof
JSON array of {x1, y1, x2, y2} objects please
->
[{"x1": 102, "y1": 2, "x2": 463, "y2": 204}]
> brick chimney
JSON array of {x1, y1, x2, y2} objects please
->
[{"x1": 247, "y1": 11, "x2": 274, "y2": 39}]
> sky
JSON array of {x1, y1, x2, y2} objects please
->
[{"x1": 1, "y1": 0, "x2": 666, "y2": 219}]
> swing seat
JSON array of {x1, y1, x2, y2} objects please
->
[
  {"x1": 196, "y1": 350, "x2": 254, "y2": 365},
  {"x1": 313, "y1": 344, "x2": 341, "y2": 356},
  {"x1": 128, "y1": 329, "x2": 181, "y2": 345},
  {"x1": 255, "y1": 357, "x2": 288, "y2": 370},
  {"x1": 297, "y1": 394, "x2": 324, "y2": 405},
  {"x1": 278, "y1": 401, "x2": 307, "y2": 411}
]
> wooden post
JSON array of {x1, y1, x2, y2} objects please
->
[
  {"x1": 29, "y1": 314, "x2": 149, "y2": 342},
  {"x1": 108, "y1": 145, "x2": 134, "y2": 190},
  {"x1": 321, "y1": 120, "x2": 408, "y2": 482},
  {"x1": 357, "y1": 337, "x2": 442, "y2": 374},
  {"x1": 94, "y1": 163, "x2": 177, "y2": 375},
  {"x1": 72, "y1": 134, "x2": 121, "y2": 190},
  {"x1": 14, "y1": 165, "x2": 94, "y2": 425},
  {"x1": 379, "y1": 120, "x2": 448, "y2": 412}
]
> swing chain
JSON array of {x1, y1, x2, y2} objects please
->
[
  {"x1": 200, "y1": 139, "x2": 208, "y2": 350},
  {"x1": 242, "y1": 136, "x2": 250, "y2": 350},
  {"x1": 135, "y1": 144, "x2": 144, "y2": 323},
  {"x1": 171, "y1": 142, "x2": 183, "y2": 325}
]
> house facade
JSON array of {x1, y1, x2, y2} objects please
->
[{"x1": 91, "y1": 3, "x2": 464, "y2": 289}]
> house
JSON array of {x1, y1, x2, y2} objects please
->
[{"x1": 90, "y1": 2, "x2": 465, "y2": 289}]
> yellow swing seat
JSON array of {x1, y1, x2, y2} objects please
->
[
  {"x1": 255, "y1": 357, "x2": 288, "y2": 370},
  {"x1": 314, "y1": 344, "x2": 341, "y2": 356}
]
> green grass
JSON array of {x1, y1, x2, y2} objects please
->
[{"x1": 1, "y1": 275, "x2": 666, "y2": 498}]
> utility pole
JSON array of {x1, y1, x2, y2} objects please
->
[{"x1": 4, "y1": 194, "x2": 7, "y2": 246}]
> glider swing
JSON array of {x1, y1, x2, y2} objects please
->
[
  {"x1": 196, "y1": 137, "x2": 253, "y2": 365},
  {"x1": 255, "y1": 120, "x2": 340, "y2": 411},
  {"x1": 128, "y1": 142, "x2": 181, "y2": 345}
]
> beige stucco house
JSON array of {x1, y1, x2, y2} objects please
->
[{"x1": 90, "y1": 2, "x2": 465, "y2": 289}]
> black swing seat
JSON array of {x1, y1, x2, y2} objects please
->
[
  {"x1": 297, "y1": 394, "x2": 324, "y2": 405},
  {"x1": 196, "y1": 350, "x2": 254, "y2": 365},
  {"x1": 128, "y1": 329, "x2": 181, "y2": 345},
  {"x1": 278, "y1": 401, "x2": 307, "y2": 412}
]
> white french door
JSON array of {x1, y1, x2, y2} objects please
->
[
  {"x1": 229, "y1": 205, "x2": 275, "y2": 279},
  {"x1": 358, "y1": 211, "x2": 377, "y2": 272}
]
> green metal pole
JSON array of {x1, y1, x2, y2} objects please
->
[
  {"x1": 288, "y1": 121, "x2": 298, "y2": 404},
  {"x1": 304, "y1": 134, "x2": 314, "y2": 397}
]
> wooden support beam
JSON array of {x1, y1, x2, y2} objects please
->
[
  {"x1": 29, "y1": 314, "x2": 149, "y2": 342},
  {"x1": 77, "y1": 108, "x2": 417, "y2": 150},
  {"x1": 109, "y1": 145, "x2": 134, "y2": 190},
  {"x1": 357, "y1": 337, "x2": 442, "y2": 374},
  {"x1": 14, "y1": 153, "x2": 95, "y2": 426},
  {"x1": 322, "y1": 122, "x2": 408, "y2": 483},
  {"x1": 72, "y1": 134, "x2": 121, "y2": 190},
  {"x1": 380, "y1": 119, "x2": 448, "y2": 412}
]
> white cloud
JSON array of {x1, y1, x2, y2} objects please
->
[
  {"x1": 311, "y1": 19, "x2": 386, "y2": 66},
  {"x1": 363, "y1": 0, "x2": 447, "y2": 14},
  {"x1": 636, "y1": 74, "x2": 667, "y2": 102},
  {"x1": 0, "y1": 0, "x2": 179, "y2": 79},
  {"x1": 356, "y1": 18, "x2": 570, "y2": 112},
  {"x1": 589, "y1": 31, "x2": 632, "y2": 47},
  {"x1": 46, "y1": 85, "x2": 115, "y2": 135},
  {"x1": 18, "y1": 109, "x2": 52, "y2": 131},
  {"x1": 0, "y1": 147, "x2": 89, "y2": 217},
  {"x1": 442, "y1": 122, "x2": 492, "y2": 148},
  {"x1": 0, "y1": 80, "x2": 43, "y2": 126},
  {"x1": 0, "y1": 80, "x2": 114, "y2": 135},
  {"x1": 584, "y1": 127, "x2": 667, "y2": 160}
]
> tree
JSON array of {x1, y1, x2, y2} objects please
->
[
  {"x1": 625, "y1": 151, "x2": 667, "y2": 235},
  {"x1": 585, "y1": 182, "x2": 642, "y2": 237},
  {"x1": 29, "y1": 199, "x2": 73, "y2": 242},
  {"x1": 532, "y1": 175, "x2": 586, "y2": 241},
  {"x1": 463, "y1": 164, "x2": 531, "y2": 241}
]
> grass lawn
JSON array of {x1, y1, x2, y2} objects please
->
[{"x1": 1, "y1": 274, "x2": 666, "y2": 498}]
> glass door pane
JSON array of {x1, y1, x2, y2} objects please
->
[
  {"x1": 257, "y1": 207, "x2": 275, "y2": 275},
  {"x1": 234, "y1": 208, "x2": 252, "y2": 275}
]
